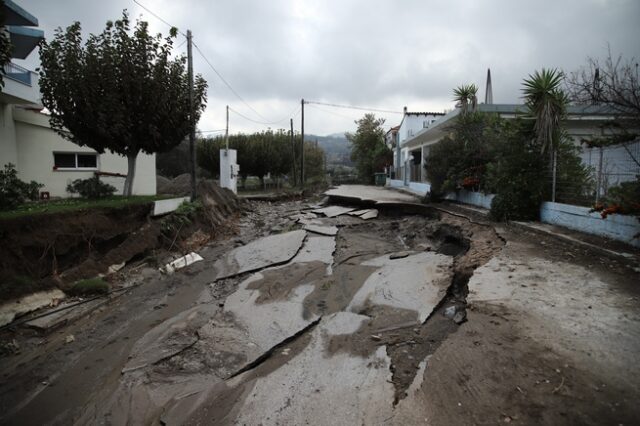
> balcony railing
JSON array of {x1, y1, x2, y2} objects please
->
[{"x1": 2, "y1": 62, "x2": 32, "y2": 86}]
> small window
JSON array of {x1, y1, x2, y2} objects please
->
[
  {"x1": 53, "y1": 152, "x2": 98, "y2": 169},
  {"x1": 77, "y1": 154, "x2": 97, "y2": 168},
  {"x1": 54, "y1": 153, "x2": 76, "y2": 168}
]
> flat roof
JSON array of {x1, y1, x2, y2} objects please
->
[{"x1": 3, "y1": 0, "x2": 39, "y2": 27}]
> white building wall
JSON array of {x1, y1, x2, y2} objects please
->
[
  {"x1": 398, "y1": 114, "x2": 442, "y2": 148},
  {"x1": 0, "y1": 70, "x2": 40, "y2": 105},
  {"x1": 12, "y1": 108, "x2": 156, "y2": 197},
  {"x1": 0, "y1": 103, "x2": 18, "y2": 166}
]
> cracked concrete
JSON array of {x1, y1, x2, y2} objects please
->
[
  {"x1": 212, "y1": 229, "x2": 307, "y2": 280},
  {"x1": 2, "y1": 186, "x2": 639, "y2": 426}
]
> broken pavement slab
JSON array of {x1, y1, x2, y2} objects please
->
[
  {"x1": 348, "y1": 209, "x2": 371, "y2": 216},
  {"x1": 227, "y1": 312, "x2": 396, "y2": 425},
  {"x1": 303, "y1": 224, "x2": 339, "y2": 236},
  {"x1": 311, "y1": 205, "x2": 357, "y2": 218},
  {"x1": 359, "y1": 209, "x2": 379, "y2": 220},
  {"x1": 348, "y1": 252, "x2": 454, "y2": 322},
  {"x1": 199, "y1": 235, "x2": 337, "y2": 376},
  {"x1": 213, "y1": 230, "x2": 307, "y2": 280},
  {"x1": 122, "y1": 303, "x2": 218, "y2": 373},
  {"x1": 0, "y1": 289, "x2": 66, "y2": 327},
  {"x1": 325, "y1": 185, "x2": 419, "y2": 204}
]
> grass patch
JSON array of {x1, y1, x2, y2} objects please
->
[
  {"x1": 0, "y1": 195, "x2": 173, "y2": 220},
  {"x1": 68, "y1": 278, "x2": 109, "y2": 296}
]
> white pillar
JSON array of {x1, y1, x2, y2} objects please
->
[{"x1": 220, "y1": 149, "x2": 238, "y2": 194}]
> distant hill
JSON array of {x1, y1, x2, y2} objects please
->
[{"x1": 305, "y1": 133, "x2": 352, "y2": 167}]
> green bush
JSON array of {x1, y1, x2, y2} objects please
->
[
  {"x1": 66, "y1": 176, "x2": 117, "y2": 199},
  {"x1": 0, "y1": 163, "x2": 44, "y2": 210},
  {"x1": 161, "y1": 200, "x2": 202, "y2": 234},
  {"x1": 486, "y1": 122, "x2": 547, "y2": 221},
  {"x1": 68, "y1": 278, "x2": 109, "y2": 296},
  {"x1": 424, "y1": 112, "x2": 502, "y2": 199}
]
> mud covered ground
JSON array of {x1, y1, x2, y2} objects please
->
[{"x1": 0, "y1": 191, "x2": 639, "y2": 425}]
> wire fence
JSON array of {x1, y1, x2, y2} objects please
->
[{"x1": 549, "y1": 141, "x2": 640, "y2": 207}]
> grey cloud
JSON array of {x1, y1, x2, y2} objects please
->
[{"x1": 16, "y1": 0, "x2": 640, "y2": 135}]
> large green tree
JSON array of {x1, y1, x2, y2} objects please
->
[
  {"x1": 39, "y1": 12, "x2": 207, "y2": 195},
  {"x1": 346, "y1": 114, "x2": 391, "y2": 184}
]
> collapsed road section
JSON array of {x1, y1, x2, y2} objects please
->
[{"x1": 2, "y1": 185, "x2": 639, "y2": 425}]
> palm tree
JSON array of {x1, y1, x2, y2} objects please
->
[
  {"x1": 522, "y1": 68, "x2": 569, "y2": 154},
  {"x1": 453, "y1": 84, "x2": 479, "y2": 114}
]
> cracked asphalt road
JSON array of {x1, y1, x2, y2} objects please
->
[{"x1": 1, "y1": 187, "x2": 639, "y2": 425}]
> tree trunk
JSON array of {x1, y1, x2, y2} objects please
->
[{"x1": 123, "y1": 153, "x2": 137, "y2": 197}]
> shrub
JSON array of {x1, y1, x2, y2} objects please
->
[
  {"x1": 424, "y1": 112, "x2": 501, "y2": 199},
  {"x1": 68, "y1": 278, "x2": 109, "y2": 296},
  {"x1": 161, "y1": 200, "x2": 202, "y2": 234},
  {"x1": 0, "y1": 163, "x2": 44, "y2": 210},
  {"x1": 486, "y1": 123, "x2": 547, "y2": 221},
  {"x1": 66, "y1": 176, "x2": 117, "y2": 199}
]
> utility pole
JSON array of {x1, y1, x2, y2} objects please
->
[
  {"x1": 290, "y1": 118, "x2": 297, "y2": 185},
  {"x1": 225, "y1": 105, "x2": 229, "y2": 151},
  {"x1": 300, "y1": 98, "x2": 305, "y2": 188},
  {"x1": 187, "y1": 29, "x2": 197, "y2": 202}
]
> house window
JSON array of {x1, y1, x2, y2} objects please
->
[{"x1": 54, "y1": 152, "x2": 98, "y2": 170}]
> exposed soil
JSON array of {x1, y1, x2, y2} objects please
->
[
  {"x1": 0, "y1": 179, "x2": 241, "y2": 302},
  {"x1": 0, "y1": 203, "x2": 153, "y2": 299},
  {"x1": 421, "y1": 304, "x2": 639, "y2": 425}
]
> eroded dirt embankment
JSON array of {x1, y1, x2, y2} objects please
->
[
  {"x1": 0, "y1": 204, "x2": 153, "y2": 298},
  {"x1": 0, "y1": 180, "x2": 242, "y2": 301}
]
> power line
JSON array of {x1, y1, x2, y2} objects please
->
[
  {"x1": 192, "y1": 42, "x2": 276, "y2": 123},
  {"x1": 305, "y1": 100, "x2": 403, "y2": 115},
  {"x1": 229, "y1": 105, "x2": 301, "y2": 126},
  {"x1": 176, "y1": 38, "x2": 187, "y2": 49},
  {"x1": 133, "y1": 1, "x2": 287, "y2": 127},
  {"x1": 133, "y1": 0, "x2": 185, "y2": 36},
  {"x1": 307, "y1": 103, "x2": 360, "y2": 121}
]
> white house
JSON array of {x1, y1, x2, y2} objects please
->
[
  {"x1": 390, "y1": 103, "x2": 639, "y2": 196},
  {"x1": 1, "y1": 0, "x2": 156, "y2": 198},
  {"x1": 391, "y1": 107, "x2": 445, "y2": 186}
]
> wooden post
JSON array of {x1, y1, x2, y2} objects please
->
[
  {"x1": 300, "y1": 98, "x2": 305, "y2": 188},
  {"x1": 187, "y1": 30, "x2": 197, "y2": 201},
  {"x1": 290, "y1": 118, "x2": 297, "y2": 186}
]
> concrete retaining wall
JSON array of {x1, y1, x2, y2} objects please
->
[
  {"x1": 152, "y1": 196, "x2": 190, "y2": 217},
  {"x1": 445, "y1": 190, "x2": 495, "y2": 210},
  {"x1": 409, "y1": 181, "x2": 430, "y2": 194},
  {"x1": 387, "y1": 179, "x2": 430, "y2": 197},
  {"x1": 388, "y1": 179, "x2": 405, "y2": 189},
  {"x1": 540, "y1": 201, "x2": 640, "y2": 248}
]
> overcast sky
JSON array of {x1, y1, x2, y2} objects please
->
[{"x1": 16, "y1": 0, "x2": 640, "y2": 136}]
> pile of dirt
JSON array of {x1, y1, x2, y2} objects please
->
[
  {"x1": 157, "y1": 173, "x2": 198, "y2": 196},
  {"x1": 0, "y1": 181, "x2": 242, "y2": 302}
]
